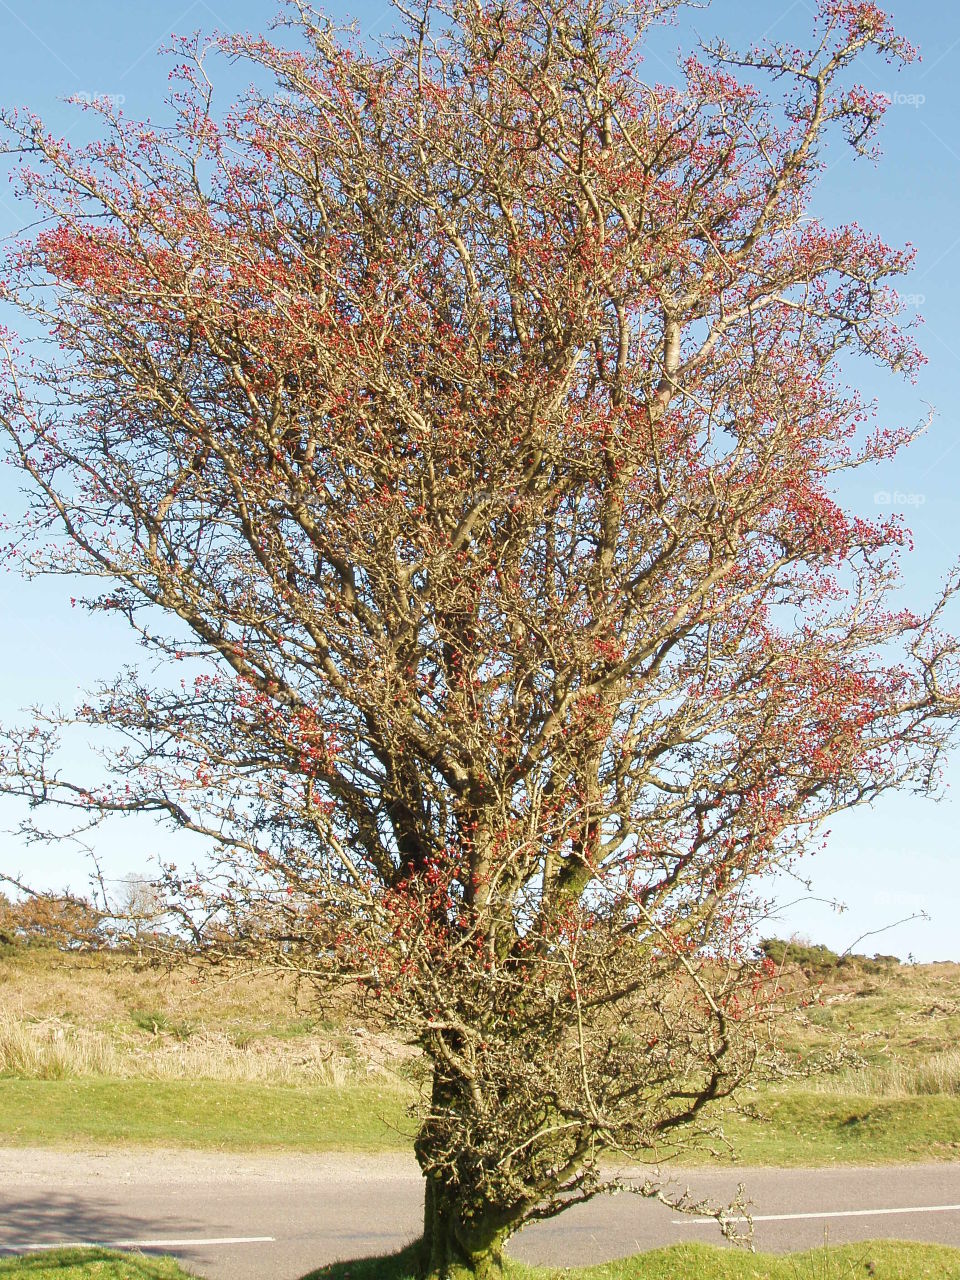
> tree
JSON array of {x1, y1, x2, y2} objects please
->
[
  {"x1": 0, "y1": 886, "x2": 104, "y2": 950},
  {"x1": 1, "y1": 0, "x2": 958, "y2": 1274},
  {"x1": 110, "y1": 872, "x2": 167, "y2": 949}
]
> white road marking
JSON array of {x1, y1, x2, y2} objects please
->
[
  {"x1": 674, "y1": 1204, "x2": 960, "y2": 1225},
  {"x1": 1, "y1": 1236, "x2": 275, "y2": 1249}
]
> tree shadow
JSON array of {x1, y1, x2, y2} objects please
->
[
  {"x1": 0, "y1": 1192, "x2": 204, "y2": 1252},
  {"x1": 299, "y1": 1240, "x2": 423, "y2": 1280}
]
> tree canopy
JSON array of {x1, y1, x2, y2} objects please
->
[{"x1": 1, "y1": 0, "x2": 958, "y2": 1275}]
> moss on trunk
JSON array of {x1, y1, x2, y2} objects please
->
[{"x1": 419, "y1": 1176, "x2": 507, "y2": 1280}]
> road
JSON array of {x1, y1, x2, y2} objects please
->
[{"x1": 1, "y1": 1150, "x2": 960, "y2": 1279}]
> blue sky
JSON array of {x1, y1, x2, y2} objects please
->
[{"x1": 0, "y1": 0, "x2": 958, "y2": 960}]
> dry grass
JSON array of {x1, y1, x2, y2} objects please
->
[
  {"x1": 2, "y1": 946, "x2": 958, "y2": 1101},
  {"x1": 0, "y1": 1012, "x2": 119, "y2": 1079},
  {"x1": 809, "y1": 1048, "x2": 960, "y2": 1099},
  {"x1": 0, "y1": 1010, "x2": 406, "y2": 1084},
  {"x1": 0, "y1": 948, "x2": 416, "y2": 1086},
  {"x1": 0, "y1": 947, "x2": 312, "y2": 1027}
]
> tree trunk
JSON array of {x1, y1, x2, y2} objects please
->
[
  {"x1": 415, "y1": 1063, "x2": 512, "y2": 1279},
  {"x1": 419, "y1": 1176, "x2": 507, "y2": 1280}
]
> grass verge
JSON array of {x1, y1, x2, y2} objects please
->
[
  {"x1": 0, "y1": 1078, "x2": 414, "y2": 1151},
  {"x1": 3, "y1": 1077, "x2": 958, "y2": 1165},
  {"x1": 0, "y1": 1249, "x2": 198, "y2": 1278},
  {"x1": 720, "y1": 1088, "x2": 960, "y2": 1164},
  {"x1": 4, "y1": 1243, "x2": 959, "y2": 1280},
  {"x1": 302, "y1": 1241, "x2": 960, "y2": 1279}
]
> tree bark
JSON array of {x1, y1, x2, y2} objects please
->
[
  {"x1": 416, "y1": 1066, "x2": 511, "y2": 1279},
  {"x1": 419, "y1": 1175, "x2": 507, "y2": 1280}
]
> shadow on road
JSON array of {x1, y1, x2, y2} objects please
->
[
  {"x1": 0, "y1": 1192, "x2": 205, "y2": 1252},
  {"x1": 298, "y1": 1240, "x2": 421, "y2": 1280}
]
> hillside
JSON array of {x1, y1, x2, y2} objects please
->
[{"x1": 1, "y1": 942, "x2": 957, "y2": 1162}]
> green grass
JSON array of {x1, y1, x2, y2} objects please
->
[
  {"x1": 2, "y1": 1076, "x2": 958, "y2": 1165},
  {"x1": 0, "y1": 1078, "x2": 414, "y2": 1151},
  {"x1": 301, "y1": 1241, "x2": 960, "y2": 1279},
  {"x1": 0, "y1": 1249, "x2": 198, "y2": 1278},
  {"x1": 2, "y1": 1242, "x2": 959, "y2": 1280},
  {"x1": 721, "y1": 1087, "x2": 960, "y2": 1165}
]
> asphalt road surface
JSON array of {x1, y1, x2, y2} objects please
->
[{"x1": 2, "y1": 1150, "x2": 960, "y2": 1279}]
